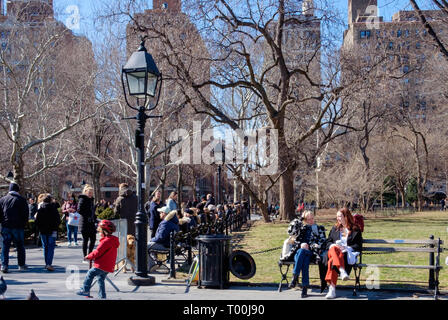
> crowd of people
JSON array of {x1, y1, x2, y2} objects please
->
[{"x1": 0, "y1": 180, "x2": 363, "y2": 299}]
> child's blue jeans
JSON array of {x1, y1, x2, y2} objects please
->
[{"x1": 82, "y1": 267, "x2": 108, "y2": 299}]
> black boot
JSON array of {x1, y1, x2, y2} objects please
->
[
  {"x1": 320, "y1": 281, "x2": 327, "y2": 293},
  {"x1": 301, "y1": 286, "x2": 308, "y2": 298},
  {"x1": 289, "y1": 275, "x2": 298, "y2": 289}
]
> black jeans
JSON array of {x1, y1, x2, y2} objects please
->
[{"x1": 81, "y1": 231, "x2": 96, "y2": 257}]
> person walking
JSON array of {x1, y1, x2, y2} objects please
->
[
  {"x1": 113, "y1": 183, "x2": 138, "y2": 237},
  {"x1": 28, "y1": 198, "x2": 39, "y2": 245},
  {"x1": 62, "y1": 193, "x2": 79, "y2": 246},
  {"x1": 78, "y1": 185, "x2": 97, "y2": 262},
  {"x1": 34, "y1": 194, "x2": 60, "y2": 271},
  {"x1": 76, "y1": 220, "x2": 119, "y2": 299},
  {"x1": 146, "y1": 190, "x2": 161, "y2": 238},
  {"x1": 28, "y1": 198, "x2": 37, "y2": 220},
  {"x1": 0, "y1": 183, "x2": 29, "y2": 273}
]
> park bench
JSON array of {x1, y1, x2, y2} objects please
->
[{"x1": 278, "y1": 236, "x2": 444, "y2": 299}]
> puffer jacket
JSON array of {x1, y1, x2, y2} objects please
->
[
  {"x1": 77, "y1": 194, "x2": 97, "y2": 234},
  {"x1": 150, "y1": 211, "x2": 179, "y2": 248},
  {"x1": 35, "y1": 201, "x2": 60, "y2": 235},
  {"x1": 0, "y1": 191, "x2": 29, "y2": 229},
  {"x1": 86, "y1": 235, "x2": 120, "y2": 273}
]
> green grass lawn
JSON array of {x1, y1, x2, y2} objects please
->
[{"x1": 228, "y1": 210, "x2": 448, "y2": 290}]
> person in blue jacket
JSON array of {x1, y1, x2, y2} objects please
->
[{"x1": 147, "y1": 208, "x2": 179, "y2": 270}]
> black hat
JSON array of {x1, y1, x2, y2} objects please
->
[{"x1": 9, "y1": 183, "x2": 19, "y2": 192}]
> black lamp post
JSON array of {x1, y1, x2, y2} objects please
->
[
  {"x1": 122, "y1": 38, "x2": 162, "y2": 285},
  {"x1": 216, "y1": 141, "x2": 225, "y2": 205}
]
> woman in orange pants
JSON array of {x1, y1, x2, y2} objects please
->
[{"x1": 322, "y1": 208, "x2": 362, "y2": 299}]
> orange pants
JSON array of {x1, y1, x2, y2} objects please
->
[{"x1": 325, "y1": 246, "x2": 345, "y2": 285}]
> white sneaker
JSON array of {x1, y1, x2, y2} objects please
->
[
  {"x1": 325, "y1": 285, "x2": 336, "y2": 299},
  {"x1": 74, "y1": 242, "x2": 79, "y2": 246},
  {"x1": 339, "y1": 268, "x2": 349, "y2": 281},
  {"x1": 68, "y1": 242, "x2": 72, "y2": 247}
]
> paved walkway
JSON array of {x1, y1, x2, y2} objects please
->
[{"x1": 0, "y1": 239, "x2": 445, "y2": 300}]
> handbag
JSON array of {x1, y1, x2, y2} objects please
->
[{"x1": 68, "y1": 212, "x2": 80, "y2": 226}]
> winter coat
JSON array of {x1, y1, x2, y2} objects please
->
[
  {"x1": 147, "y1": 200, "x2": 161, "y2": 231},
  {"x1": 205, "y1": 197, "x2": 215, "y2": 207},
  {"x1": 150, "y1": 211, "x2": 179, "y2": 248},
  {"x1": 321, "y1": 225, "x2": 363, "y2": 275},
  {"x1": 114, "y1": 189, "x2": 137, "y2": 236},
  {"x1": 0, "y1": 191, "x2": 29, "y2": 229},
  {"x1": 86, "y1": 235, "x2": 120, "y2": 273},
  {"x1": 77, "y1": 194, "x2": 97, "y2": 234},
  {"x1": 282, "y1": 221, "x2": 326, "y2": 263},
  {"x1": 28, "y1": 203, "x2": 38, "y2": 220},
  {"x1": 166, "y1": 198, "x2": 177, "y2": 212},
  {"x1": 61, "y1": 201, "x2": 77, "y2": 219},
  {"x1": 35, "y1": 202, "x2": 60, "y2": 235}
]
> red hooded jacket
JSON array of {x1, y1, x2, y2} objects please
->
[{"x1": 86, "y1": 235, "x2": 120, "y2": 273}]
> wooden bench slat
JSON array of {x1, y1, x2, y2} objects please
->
[
  {"x1": 357, "y1": 264, "x2": 442, "y2": 269},
  {"x1": 362, "y1": 239, "x2": 442, "y2": 245},
  {"x1": 363, "y1": 247, "x2": 438, "y2": 253}
]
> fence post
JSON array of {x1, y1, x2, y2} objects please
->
[
  {"x1": 169, "y1": 231, "x2": 176, "y2": 279},
  {"x1": 429, "y1": 234, "x2": 435, "y2": 290}
]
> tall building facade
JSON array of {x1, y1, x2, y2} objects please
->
[
  {"x1": 0, "y1": 0, "x2": 99, "y2": 200},
  {"x1": 343, "y1": 1, "x2": 447, "y2": 121},
  {"x1": 126, "y1": 0, "x2": 216, "y2": 201}
]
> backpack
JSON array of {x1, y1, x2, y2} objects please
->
[{"x1": 353, "y1": 213, "x2": 364, "y2": 232}]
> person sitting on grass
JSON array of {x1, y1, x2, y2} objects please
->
[
  {"x1": 76, "y1": 220, "x2": 119, "y2": 299},
  {"x1": 322, "y1": 207, "x2": 362, "y2": 299}
]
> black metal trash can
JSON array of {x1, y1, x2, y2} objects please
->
[{"x1": 197, "y1": 234, "x2": 232, "y2": 289}]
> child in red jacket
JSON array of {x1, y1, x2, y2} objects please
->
[{"x1": 76, "y1": 220, "x2": 120, "y2": 299}]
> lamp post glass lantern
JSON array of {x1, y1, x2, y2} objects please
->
[{"x1": 122, "y1": 38, "x2": 162, "y2": 284}]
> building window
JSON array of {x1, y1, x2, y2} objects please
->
[
  {"x1": 162, "y1": 2, "x2": 168, "y2": 9},
  {"x1": 416, "y1": 42, "x2": 421, "y2": 49},
  {"x1": 388, "y1": 42, "x2": 394, "y2": 50},
  {"x1": 397, "y1": 29, "x2": 402, "y2": 37},
  {"x1": 404, "y1": 29, "x2": 409, "y2": 37},
  {"x1": 360, "y1": 30, "x2": 371, "y2": 39},
  {"x1": 1, "y1": 42, "x2": 7, "y2": 50}
]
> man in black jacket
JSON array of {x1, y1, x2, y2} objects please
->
[
  {"x1": 114, "y1": 183, "x2": 138, "y2": 236},
  {"x1": 0, "y1": 183, "x2": 29, "y2": 273}
]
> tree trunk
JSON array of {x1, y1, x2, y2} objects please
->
[
  {"x1": 400, "y1": 190, "x2": 405, "y2": 208},
  {"x1": 279, "y1": 167, "x2": 295, "y2": 221},
  {"x1": 177, "y1": 164, "x2": 183, "y2": 205},
  {"x1": 12, "y1": 153, "x2": 25, "y2": 195}
]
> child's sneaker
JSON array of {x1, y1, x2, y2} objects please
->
[{"x1": 76, "y1": 289, "x2": 90, "y2": 297}]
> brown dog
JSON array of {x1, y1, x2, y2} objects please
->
[{"x1": 115, "y1": 235, "x2": 136, "y2": 273}]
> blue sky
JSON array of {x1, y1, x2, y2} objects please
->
[{"x1": 52, "y1": 0, "x2": 422, "y2": 45}]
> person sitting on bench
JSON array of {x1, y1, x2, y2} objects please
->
[
  {"x1": 289, "y1": 210, "x2": 327, "y2": 298},
  {"x1": 147, "y1": 207, "x2": 179, "y2": 270},
  {"x1": 322, "y1": 207, "x2": 362, "y2": 299}
]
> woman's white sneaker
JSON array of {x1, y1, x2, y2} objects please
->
[
  {"x1": 325, "y1": 285, "x2": 336, "y2": 299},
  {"x1": 339, "y1": 268, "x2": 349, "y2": 281}
]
